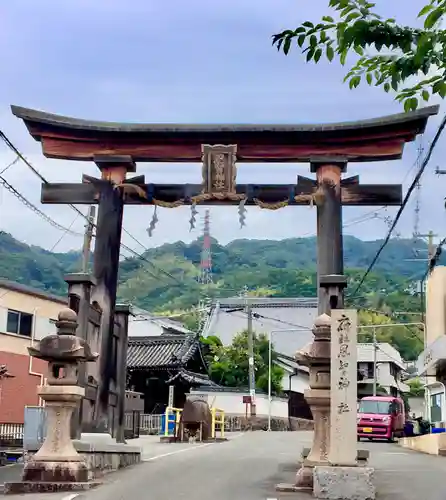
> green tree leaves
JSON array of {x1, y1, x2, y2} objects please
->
[
  {"x1": 206, "y1": 330, "x2": 285, "y2": 395},
  {"x1": 272, "y1": 0, "x2": 446, "y2": 111}
]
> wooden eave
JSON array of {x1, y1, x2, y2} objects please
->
[{"x1": 11, "y1": 104, "x2": 439, "y2": 163}]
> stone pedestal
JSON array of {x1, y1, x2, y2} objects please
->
[
  {"x1": 313, "y1": 466, "x2": 375, "y2": 500},
  {"x1": 22, "y1": 385, "x2": 89, "y2": 484}
]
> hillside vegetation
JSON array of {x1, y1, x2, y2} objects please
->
[{"x1": 0, "y1": 230, "x2": 432, "y2": 359}]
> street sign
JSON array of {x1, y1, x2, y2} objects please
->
[{"x1": 168, "y1": 385, "x2": 174, "y2": 408}]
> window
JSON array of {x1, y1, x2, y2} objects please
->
[
  {"x1": 390, "y1": 363, "x2": 398, "y2": 378},
  {"x1": 431, "y1": 394, "x2": 442, "y2": 423},
  {"x1": 6, "y1": 310, "x2": 34, "y2": 337},
  {"x1": 358, "y1": 400, "x2": 391, "y2": 415}
]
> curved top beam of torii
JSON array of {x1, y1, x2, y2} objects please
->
[{"x1": 11, "y1": 104, "x2": 439, "y2": 163}]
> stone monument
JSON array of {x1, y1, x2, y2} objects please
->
[
  {"x1": 4, "y1": 308, "x2": 99, "y2": 494},
  {"x1": 328, "y1": 309, "x2": 358, "y2": 466},
  {"x1": 314, "y1": 309, "x2": 375, "y2": 500}
]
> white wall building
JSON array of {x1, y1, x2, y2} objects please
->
[
  {"x1": 417, "y1": 266, "x2": 446, "y2": 422},
  {"x1": 357, "y1": 343, "x2": 409, "y2": 398}
]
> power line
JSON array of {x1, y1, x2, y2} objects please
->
[
  {"x1": 351, "y1": 115, "x2": 446, "y2": 298},
  {"x1": 0, "y1": 175, "x2": 82, "y2": 236},
  {"x1": 0, "y1": 129, "x2": 183, "y2": 287},
  {"x1": 0, "y1": 156, "x2": 19, "y2": 176},
  {"x1": 121, "y1": 228, "x2": 183, "y2": 284},
  {"x1": 49, "y1": 214, "x2": 81, "y2": 252}
]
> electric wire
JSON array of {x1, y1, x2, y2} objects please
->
[
  {"x1": 0, "y1": 175, "x2": 83, "y2": 236},
  {"x1": 351, "y1": 114, "x2": 446, "y2": 298},
  {"x1": 0, "y1": 130, "x2": 184, "y2": 287}
]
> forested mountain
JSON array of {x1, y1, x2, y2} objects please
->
[
  {"x1": 0, "y1": 230, "x2": 431, "y2": 359},
  {"x1": 0, "y1": 230, "x2": 433, "y2": 311}
]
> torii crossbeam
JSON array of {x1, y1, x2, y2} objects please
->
[{"x1": 11, "y1": 104, "x2": 439, "y2": 436}]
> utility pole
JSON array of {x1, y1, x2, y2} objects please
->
[
  {"x1": 372, "y1": 326, "x2": 377, "y2": 397},
  {"x1": 406, "y1": 230, "x2": 437, "y2": 324},
  {"x1": 244, "y1": 286, "x2": 256, "y2": 417},
  {"x1": 81, "y1": 205, "x2": 96, "y2": 272}
]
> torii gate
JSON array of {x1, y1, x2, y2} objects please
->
[{"x1": 11, "y1": 104, "x2": 438, "y2": 435}]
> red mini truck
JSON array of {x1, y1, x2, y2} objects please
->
[{"x1": 357, "y1": 396, "x2": 405, "y2": 442}]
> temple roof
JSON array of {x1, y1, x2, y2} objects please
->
[
  {"x1": 11, "y1": 105, "x2": 439, "y2": 163},
  {"x1": 167, "y1": 369, "x2": 220, "y2": 388},
  {"x1": 127, "y1": 335, "x2": 199, "y2": 370},
  {"x1": 204, "y1": 297, "x2": 317, "y2": 358}
]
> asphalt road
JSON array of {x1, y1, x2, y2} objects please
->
[{"x1": 3, "y1": 432, "x2": 446, "y2": 500}]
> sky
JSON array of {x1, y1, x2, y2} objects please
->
[{"x1": 0, "y1": 0, "x2": 445, "y2": 256}]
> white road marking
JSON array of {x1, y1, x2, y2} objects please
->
[
  {"x1": 142, "y1": 434, "x2": 245, "y2": 462},
  {"x1": 144, "y1": 442, "x2": 215, "y2": 461},
  {"x1": 61, "y1": 494, "x2": 80, "y2": 500},
  {"x1": 379, "y1": 452, "x2": 410, "y2": 455}
]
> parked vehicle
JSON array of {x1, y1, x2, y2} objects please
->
[{"x1": 357, "y1": 396, "x2": 405, "y2": 442}]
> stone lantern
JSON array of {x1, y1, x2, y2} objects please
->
[
  {"x1": 7, "y1": 308, "x2": 98, "y2": 493},
  {"x1": 282, "y1": 313, "x2": 331, "y2": 492}
]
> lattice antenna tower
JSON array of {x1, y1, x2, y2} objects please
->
[
  {"x1": 197, "y1": 209, "x2": 213, "y2": 332},
  {"x1": 199, "y1": 209, "x2": 213, "y2": 286},
  {"x1": 413, "y1": 140, "x2": 424, "y2": 242}
]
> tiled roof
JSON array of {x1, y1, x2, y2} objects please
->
[
  {"x1": 0, "y1": 278, "x2": 67, "y2": 305},
  {"x1": 205, "y1": 297, "x2": 317, "y2": 358},
  {"x1": 358, "y1": 343, "x2": 405, "y2": 369},
  {"x1": 216, "y1": 297, "x2": 318, "y2": 309},
  {"x1": 129, "y1": 306, "x2": 194, "y2": 336},
  {"x1": 167, "y1": 369, "x2": 221, "y2": 388},
  {"x1": 127, "y1": 335, "x2": 198, "y2": 369},
  {"x1": 276, "y1": 352, "x2": 309, "y2": 374}
]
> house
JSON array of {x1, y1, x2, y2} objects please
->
[
  {"x1": 357, "y1": 343, "x2": 409, "y2": 398},
  {"x1": 416, "y1": 266, "x2": 446, "y2": 423},
  {"x1": 275, "y1": 352, "x2": 312, "y2": 420},
  {"x1": 0, "y1": 279, "x2": 67, "y2": 424},
  {"x1": 202, "y1": 296, "x2": 318, "y2": 419},
  {"x1": 126, "y1": 334, "x2": 219, "y2": 414},
  {"x1": 204, "y1": 297, "x2": 318, "y2": 356}
]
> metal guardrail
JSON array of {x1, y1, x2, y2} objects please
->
[
  {"x1": 139, "y1": 413, "x2": 162, "y2": 433},
  {"x1": 138, "y1": 412, "x2": 242, "y2": 434},
  {"x1": 0, "y1": 423, "x2": 24, "y2": 448}
]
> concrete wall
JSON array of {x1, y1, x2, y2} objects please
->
[
  {"x1": 281, "y1": 370, "x2": 309, "y2": 394},
  {"x1": 408, "y1": 396, "x2": 426, "y2": 418},
  {"x1": 399, "y1": 432, "x2": 446, "y2": 455},
  {"x1": 190, "y1": 389, "x2": 289, "y2": 418}
]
